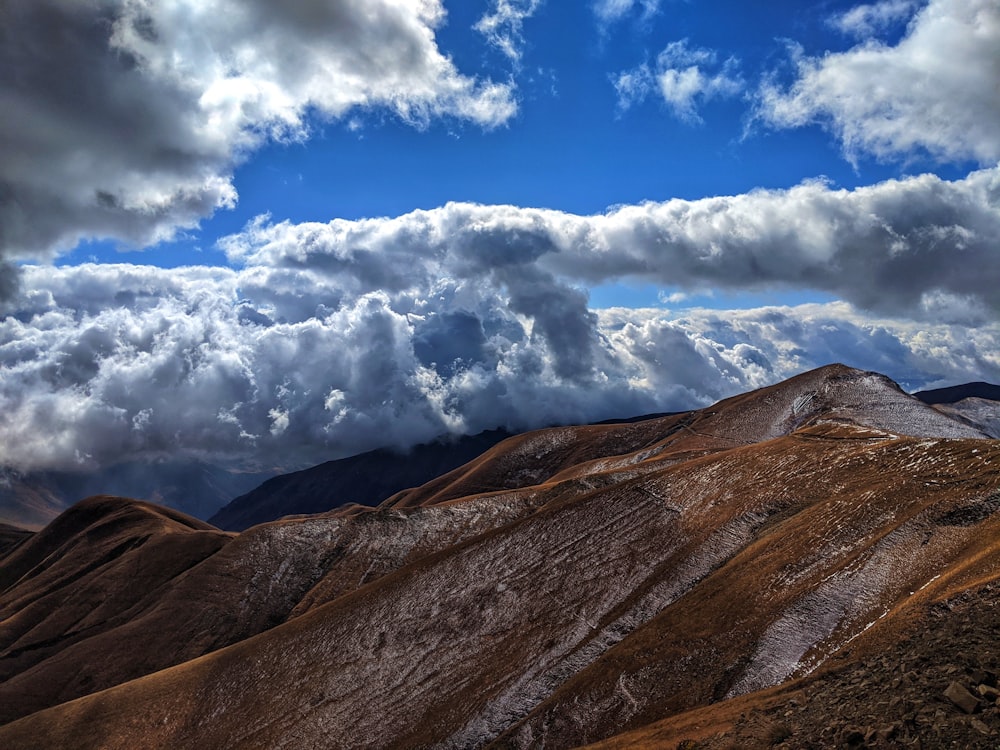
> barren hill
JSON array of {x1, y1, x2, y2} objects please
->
[
  {"x1": 2, "y1": 364, "x2": 1000, "y2": 748},
  {"x1": 209, "y1": 429, "x2": 513, "y2": 531}
]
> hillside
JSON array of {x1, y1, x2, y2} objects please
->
[
  {"x1": 0, "y1": 461, "x2": 272, "y2": 531},
  {"x1": 1, "y1": 365, "x2": 999, "y2": 748},
  {"x1": 209, "y1": 429, "x2": 513, "y2": 531}
]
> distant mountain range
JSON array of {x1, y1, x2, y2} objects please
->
[
  {"x1": 3, "y1": 364, "x2": 1000, "y2": 748},
  {"x1": 0, "y1": 460, "x2": 272, "y2": 530},
  {"x1": 4, "y1": 375, "x2": 997, "y2": 534},
  {"x1": 209, "y1": 429, "x2": 514, "y2": 531},
  {"x1": 913, "y1": 381, "x2": 1000, "y2": 405}
]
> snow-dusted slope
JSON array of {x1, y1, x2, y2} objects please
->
[{"x1": 934, "y1": 397, "x2": 1000, "y2": 439}]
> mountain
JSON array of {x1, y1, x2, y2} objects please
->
[
  {"x1": 209, "y1": 429, "x2": 514, "y2": 531},
  {"x1": 1, "y1": 364, "x2": 999, "y2": 748},
  {"x1": 0, "y1": 523, "x2": 31, "y2": 558},
  {"x1": 914, "y1": 381, "x2": 1000, "y2": 405},
  {"x1": 934, "y1": 398, "x2": 1000, "y2": 440},
  {"x1": 913, "y1": 381, "x2": 1000, "y2": 439},
  {"x1": 0, "y1": 460, "x2": 273, "y2": 530}
]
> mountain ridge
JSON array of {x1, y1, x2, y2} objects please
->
[{"x1": 1, "y1": 364, "x2": 999, "y2": 748}]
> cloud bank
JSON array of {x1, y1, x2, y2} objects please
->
[
  {"x1": 759, "y1": 0, "x2": 1000, "y2": 163},
  {"x1": 0, "y1": 0, "x2": 515, "y2": 264},
  {"x1": 3, "y1": 166, "x2": 999, "y2": 474}
]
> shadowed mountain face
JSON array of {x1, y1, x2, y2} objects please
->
[
  {"x1": 0, "y1": 523, "x2": 31, "y2": 558},
  {"x1": 209, "y1": 429, "x2": 514, "y2": 531},
  {"x1": 1, "y1": 365, "x2": 999, "y2": 749},
  {"x1": 914, "y1": 381, "x2": 1000, "y2": 406},
  {"x1": 0, "y1": 461, "x2": 273, "y2": 531}
]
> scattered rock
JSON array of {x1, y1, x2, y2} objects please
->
[
  {"x1": 840, "y1": 726, "x2": 865, "y2": 746},
  {"x1": 969, "y1": 668, "x2": 996, "y2": 687},
  {"x1": 970, "y1": 718, "x2": 993, "y2": 736},
  {"x1": 978, "y1": 684, "x2": 1000, "y2": 701},
  {"x1": 876, "y1": 724, "x2": 898, "y2": 741},
  {"x1": 944, "y1": 681, "x2": 980, "y2": 714}
]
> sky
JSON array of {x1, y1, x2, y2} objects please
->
[{"x1": 1, "y1": 0, "x2": 999, "y2": 476}]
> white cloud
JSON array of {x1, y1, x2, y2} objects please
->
[
  {"x1": 3, "y1": 166, "x2": 1000, "y2": 474},
  {"x1": 475, "y1": 0, "x2": 543, "y2": 62},
  {"x1": 612, "y1": 65, "x2": 655, "y2": 110},
  {"x1": 759, "y1": 0, "x2": 1000, "y2": 163},
  {"x1": 0, "y1": 0, "x2": 516, "y2": 263},
  {"x1": 614, "y1": 41, "x2": 743, "y2": 121},
  {"x1": 830, "y1": 0, "x2": 922, "y2": 38},
  {"x1": 228, "y1": 166, "x2": 1000, "y2": 321},
  {"x1": 594, "y1": 0, "x2": 660, "y2": 24},
  {"x1": 3, "y1": 259, "x2": 996, "y2": 476}
]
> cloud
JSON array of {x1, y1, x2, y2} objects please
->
[
  {"x1": 475, "y1": 0, "x2": 543, "y2": 62},
  {"x1": 3, "y1": 260, "x2": 997, "y2": 476},
  {"x1": 0, "y1": 0, "x2": 516, "y2": 265},
  {"x1": 594, "y1": 0, "x2": 660, "y2": 24},
  {"x1": 227, "y1": 166, "x2": 1000, "y2": 322},
  {"x1": 758, "y1": 0, "x2": 1000, "y2": 164},
  {"x1": 829, "y1": 0, "x2": 922, "y2": 38},
  {"x1": 614, "y1": 41, "x2": 743, "y2": 121},
  {"x1": 3, "y1": 165, "x2": 1000, "y2": 474}
]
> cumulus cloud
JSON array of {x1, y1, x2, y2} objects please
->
[
  {"x1": 829, "y1": 0, "x2": 922, "y2": 38},
  {"x1": 475, "y1": 0, "x2": 543, "y2": 62},
  {"x1": 226, "y1": 166, "x2": 1000, "y2": 321},
  {"x1": 0, "y1": 0, "x2": 516, "y2": 264},
  {"x1": 3, "y1": 165, "x2": 1000, "y2": 474},
  {"x1": 759, "y1": 0, "x2": 1000, "y2": 163},
  {"x1": 3, "y1": 260, "x2": 997, "y2": 476},
  {"x1": 614, "y1": 41, "x2": 743, "y2": 121}
]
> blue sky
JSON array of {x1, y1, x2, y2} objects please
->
[
  {"x1": 59, "y1": 0, "x2": 971, "y2": 271},
  {"x1": 57, "y1": 0, "x2": 981, "y2": 312},
  {"x1": 1, "y1": 0, "x2": 999, "y2": 475}
]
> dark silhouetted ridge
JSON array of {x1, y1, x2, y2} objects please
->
[
  {"x1": 209, "y1": 429, "x2": 513, "y2": 530},
  {"x1": 914, "y1": 381, "x2": 1000, "y2": 405}
]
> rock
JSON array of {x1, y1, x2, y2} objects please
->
[
  {"x1": 978, "y1": 684, "x2": 1000, "y2": 701},
  {"x1": 841, "y1": 726, "x2": 865, "y2": 746},
  {"x1": 877, "y1": 724, "x2": 898, "y2": 741},
  {"x1": 944, "y1": 681, "x2": 980, "y2": 714},
  {"x1": 970, "y1": 718, "x2": 993, "y2": 735},
  {"x1": 970, "y1": 668, "x2": 996, "y2": 687}
]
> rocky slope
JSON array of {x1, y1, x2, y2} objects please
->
[
  {"x1": 0, "y1": 364, "x2": 998, "y2": 749},
  {"x1": 583, "y1": 580, "x2": 1000, "y2": 749},
  {"x1": 0, "y1": 522, "x2": 31, "y2": 558}
]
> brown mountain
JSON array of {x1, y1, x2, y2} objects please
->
[
  {"x1": 0, "y1": 460, "x2": 273, "y2": 531},
  {"x1": 209, "y1": 429, "x2": 514, "y2": 531},
  {"x1": 2, "y1": 364, "x2": 999, "y2": 749},
  {"x1": 0, "y1": 522, "x2": 31, "y2": 558}
]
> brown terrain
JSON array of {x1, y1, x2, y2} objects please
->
[{"x1": 1, "y1": 364, "x2": 1000, "y2": 748}]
